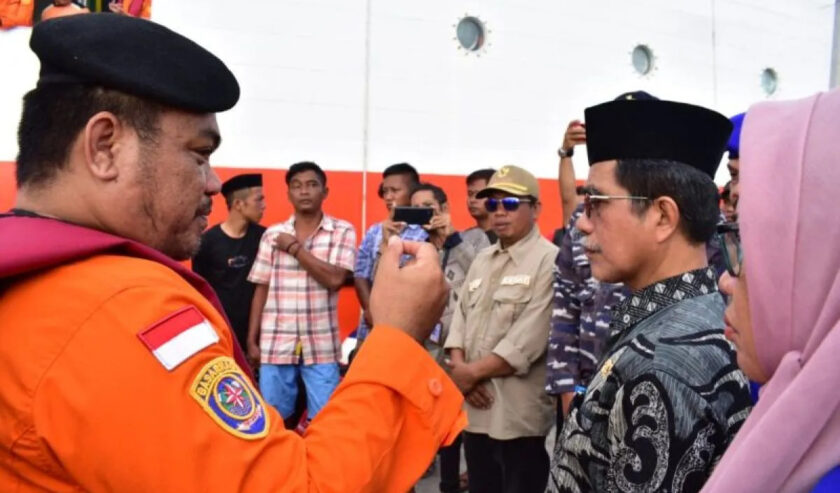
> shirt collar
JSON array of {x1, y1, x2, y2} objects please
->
[
  {"x1": 285, "y1": 213, "x2": 334, "y2": 232},
  {"x1": 609, "y1": 266, "x2": 719, "y2": 337},
  {"x1": 490, "y1": 225, "x2": 540, "y2": 265}
]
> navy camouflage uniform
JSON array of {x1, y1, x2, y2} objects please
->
[{"x1": 545, "y1": 205, "x2": 628, "y2": 398}]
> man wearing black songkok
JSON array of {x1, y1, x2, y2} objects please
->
[
  {"x1": 548, "y1": 97, "x2": 753, "y2": 493},
  {"x1": 193, "y1": 173, "x2": 266, "y2": 352}
]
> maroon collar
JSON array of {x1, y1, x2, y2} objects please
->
[{"x1": 0, "y1": 213, "x2": 254, "y2": 381}]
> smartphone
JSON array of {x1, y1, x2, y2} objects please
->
[{"x1": 392, "y1": 206, "x2": 433, "y2": 225}]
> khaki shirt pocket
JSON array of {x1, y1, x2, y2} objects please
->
[
  {"x1": 466, "y1": 281, "x2": 484, "y2": 308},
  {"x1": 483, "y1": 284, "x2": 533, "y2": 350}
]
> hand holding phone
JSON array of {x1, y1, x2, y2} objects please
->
[{"x1": 392, "y1": 206, "x2": 434, "y2": 226}]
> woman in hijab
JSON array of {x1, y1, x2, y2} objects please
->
[{"x1": 701, "y1": 88, "x2": 840, "y2": 492}]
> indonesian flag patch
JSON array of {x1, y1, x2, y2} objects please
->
[{"x1": 138, "y1": 306, "x2": 219, "y2": 370}]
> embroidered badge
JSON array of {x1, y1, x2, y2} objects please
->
[
  {"x1": 469, "y1": 279, "x2": 483, "y2": 292},
  {"x1": 190, "y1": 356, "x2": 269, "y2": 440},
  {"x1": 500, "y1": 274, "x2": 531, "y2": 286}
]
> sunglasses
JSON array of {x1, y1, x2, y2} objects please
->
[
  {"x1": 716, "y1": 222, "x2": 742, "y2": 277},
  {"x1": 582, "y1": 193, "x2": 650, "y2": 218},
  {"x1": 484, "y1": 197, "x2": 534, "y2": 212}
]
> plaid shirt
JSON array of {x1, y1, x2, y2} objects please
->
[
  {"x1": 354, "y1": 221, "x2": 427, "y2": 340},
  {"x1": 248, "y1": 214, "x2": 356, "y2": 365}
]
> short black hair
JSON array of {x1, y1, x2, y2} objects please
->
[
  {"x1": 16, "y1": 85, "x2": 162, "y2": 188},
  {"x1": 382, "y1": 162, "x2": 420, "y2": 184},
  {"x1": 466, "y1": 168, "x2": 495, "y2": 185},
  {"x1": 615, "y1": 158, "x2": 720, "y2": 244},
  {"x1": 410, "y1": 182, "x2": 448, "y2": 205},
  {"x1": 223, "y1": 187, "x2": 253, "y2": 210},
  {"x1": 286, "y1": 161, "x2": 327, "y2": 187}
]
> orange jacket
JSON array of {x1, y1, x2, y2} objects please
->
[
  {"x1": 0, "y1": 254, "x2": 466, "y2": 492},
  {"x1": 121, "y1": 0, "x2": 150, "y2": 18},
  {"x1": 0, "y1": 0, "x2": 33, "y2": 28}
]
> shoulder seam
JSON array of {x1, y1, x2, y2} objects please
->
[{"x1": 30, "y1": 284, "x2": 170, "y2": 400}]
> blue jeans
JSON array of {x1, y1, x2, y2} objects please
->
[{"x1": 259, "y1": 363, "x2": 340, "y2": 419}]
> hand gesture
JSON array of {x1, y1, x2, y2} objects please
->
[
  {"x1": 247, "y1": 342, "x2": 261, "y2": 369},
  {"x1": 465, "y1": 385, "x2": 494, "y2": 410},
  {"x1": 426, "y1": 212, "x2": 454, "y2": 249},
  {"x1": 273, "y1": 232, "x2": 298, "y2": 253},
  {"x1": 108, "y1": 1, "x2": 127, "y2": 15},
  {"x1": 447, "y1": 358, "x2": 478, "y2": 393},
  {"x1": 381, "y1": 217, "x2": 407, "y2": 245},
  {"x1": 562, "y1": 119, "x2": 586, "y2": 152},
  {"x1": 370, "y1": 236, "x2": 449, "y2": 343}
]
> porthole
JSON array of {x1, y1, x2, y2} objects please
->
[
  {"x1": 456, "y1": 16, "x2": 485, "y2": 52},
  {"x1": 761, "y1": 68, "x2": 779, "y2": 96},
  {"x1": 632, "y1": 44, "x2": 655, "y2": 75}
]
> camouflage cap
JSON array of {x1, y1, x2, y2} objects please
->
[{"x1": 476, "y1": 165, "x2": 540, "y2": 199}]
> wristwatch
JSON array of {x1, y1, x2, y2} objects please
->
[{"x1": 558, "y1": 146, "x2": 574, "y2": 158}]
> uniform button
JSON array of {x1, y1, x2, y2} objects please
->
[{"x1": 428, "y1": 378, "x2": 443, "y2": 397}]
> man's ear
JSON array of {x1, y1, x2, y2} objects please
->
[
  {"x1": 82, "y1": 111, "x2": 124, "y2": 182},
  {"x1": 322, "y1": 186, "x2": 330, "y2": 200},
  {"x1": 532, "y1": 200, "x2": 542, "y2": 220},
  {"x1": 652, "y1": 196, "x2": 681, "y2": 243}
]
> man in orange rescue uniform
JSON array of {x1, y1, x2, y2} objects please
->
[{"x1": 0, "y1": 13, "x2": 465, "y2": 492}]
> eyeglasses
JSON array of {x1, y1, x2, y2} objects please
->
[
  {"x1": 583, "y1": 194, "x2": 650, "y2": 218},
  {"x1": 716, "y1": 222, "x2": 742, "y2": 277},
  {"x1": 484, "y1": 197, "x2": 533, "y2": 212}
]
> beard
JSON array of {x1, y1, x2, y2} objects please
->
[{"x1": 134, "y1": 145, "x2": 209, "y2": 261}]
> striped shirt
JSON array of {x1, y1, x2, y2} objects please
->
[{"x1": 248, "y1": 214, "x2": 356, "y2": 365}]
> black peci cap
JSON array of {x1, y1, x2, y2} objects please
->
[
  {"x1": 584, "y1": 99, "x2": 732, "y2": 178},
  {"x1": 30, "y1": 13, "x2": 240, "y2": 113},
  {"x1": 221, "y1": 174, "x2": 262, "y2": 196}
]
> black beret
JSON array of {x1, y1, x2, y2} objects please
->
[
  {"x1": 30, "y1": 13, "x2": 239, "y2": 113},
  {"x1": 584, "y1": 99, "x2": 733, "y2": 178},
  {"x1": 221, "y1": 174, "x2": 262, "y2": 196}
]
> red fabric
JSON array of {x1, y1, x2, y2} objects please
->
[{"x1": 138, "y1": 306, "x2": 205, "y2": 350}]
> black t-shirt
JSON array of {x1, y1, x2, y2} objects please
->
[{"x1": 192, "y1": 222, "x2": 266, "y2": 349}]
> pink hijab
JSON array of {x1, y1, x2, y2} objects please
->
[{"x1": 702, "y1": 88, "x2": 840, "y2": 492}]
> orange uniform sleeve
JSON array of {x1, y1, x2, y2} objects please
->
[
  {"x1": 0, "y1": 0, "x2": 33, "y2": 28},
  {"x1": 32, "y1": 284, "x2": 465, "y2": 492}
]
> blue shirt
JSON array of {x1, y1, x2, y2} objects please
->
[
  {"x1": 813, "y1": 466, "x2": 840, "y2": 493},
  {"x1": 354, "y1": 221, "x2": 428, "y2": 340}
]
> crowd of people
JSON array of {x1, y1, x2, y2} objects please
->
[
  {"x1": 0, "y1": 0, "x2": 149, "y2": 28},
  {"x1": 0, "y1": 12, "x2": 839, "y2": 493}
]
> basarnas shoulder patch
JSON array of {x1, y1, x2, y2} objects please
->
[{"x1": 190, "y1": 356, "x2": 269, "y2": 440}]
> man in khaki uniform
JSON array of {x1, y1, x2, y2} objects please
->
[{"x1": 445, "y1": 165, "x2": 558, "y2": 493}]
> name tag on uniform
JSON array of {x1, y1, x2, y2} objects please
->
[
  {"x1": 501, "y1": 274, "x2": 531, "y2": 286},
  {"x1": 468, "y1": 279, "x2": 483, "y2": 292}
]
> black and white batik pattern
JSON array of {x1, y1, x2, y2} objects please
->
[{"x1": 549, "y1": 267, "x2": 752, "y2": 493}]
